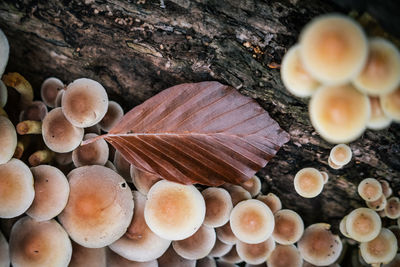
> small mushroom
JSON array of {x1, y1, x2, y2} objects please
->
[
  {"x1": 329, "y1": 144, "x2": 352, "y2": 167},
  {"x1": 69, "y1": 241, "x2": 106, "y2": 267},
  {"x1": 267, "y1": 244, "x2": 303, "y2": 267},
  {"x1": 0, "y1": 116, "x2": 17, "y2": 164},
  {"x1": 158, "y1": 246, "x2": 196, "y2": 267},
  {"x1": 16, "y1": 120, "x2": 42, "y2": 135},
  {"x1": 320, "y1": 171, "x2": 329, "y2": 184},
  {"x1": 346, "y1": 207, "x2": 381, "y2": 242},
  {"x1": 293, "y1": 167, "x2": 324, "y2": 198},
  {"x1": 366, "y1": 194, "x2": 387, "y2": 212},
  {"x1": 106, "y1": 248, "x2": 157, "y2": 267},
  {"x1": 216, "y1": 221, "x2": 238, "y2": 245},
  {"x1": 339, "y1": 215, "x2": 351, "y2": 238},
  {"x1": 114, "y1": 150, "x2": 132, "y2": 181},
  {"x1": 358, "y1": 178, "x2": 383, "y2": 202},
  {"x1": 380, "y1": 86, "x2": 400, "y2": 122},
  {"x1": 208, "y1": 237, "x2": 233, "y2": 257},
  {"x1": 367, "y1": 96, "x2": 392, "y2": 130},
  {"x1": 360, "y1": 228, "x2": 397, "y2": 265},
  {"x1": 99, "y1": 100, "x2": 124, "y2": 132},
  {"x1": 225, "y1": 184, "x2": 251, "y2": 206},
  {"x1": 197, "y1": 256, "x2": 217, "y2": 267},
  {"x1": 72, "y1": 133, "x2": 109, "y2": 167},
  {"x1": 385, "y1": 197, "x2": 400, "y2": 219},
  {"x1": 19, "y1": 101, "x2": 48, "y2": 122},
  {"x1": 272, "y1": 209, "x2": 304, "y2": 245},
  {"x1": 220, "y1": 245, "x2": 242, "y2": 264},
  {"x1": 84, "y1": 123, "x2": 101, "y2": 135},
  {"x1": 54, "y1": 152, "x2": 73, "y2": 166},
  {"x1": 236, "y1": 237, "x2": 275, "y2": 264},
  {"x1": 241, "y1": 175, "x2": 262, "y2": 197},
  {"x1": 328, "y1": 157, "x2": 342, "y2": 170},
  {"x1": 55, "y1": 89, "x2": 64, "y2": 108},
  {"x1": 257, "y1": 193, "x2": 282, "y2": 213},
  {"x1": 388, "y1": 225, "x2": 400, "y2": 251},
  {"x1": 380, "y1": 180, "x2": 392, "y2": 198},
  {"x1": 0, "y1": 80, "x2": 7, "y2": 108},
  {"x1": 0, "y1": 231, "x2": 9, "y2": 267},
  {"x1": 202, "y1": 187, "x2": 233, "y2": 228},
  {"x1": 0, "y1": 28, "x2": 9, "y2": 77},
  {"x1": 130, "y1": 166, "x2": 161, "y2": 195},
  {"x1": 40, "y1": 77, "x2": 64, "y2": 108}
]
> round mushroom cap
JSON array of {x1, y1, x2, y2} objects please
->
[
  {"x1": 221, "y1": 245, "x2": 242, "y2": 264},
  {"x1": 346, "y1": 208, "x2": 381, "y2": 242},
  {"x1": 381, "y1": 86, "x2": 400, "y2": 122},
  {"x1": 358, "y1": 178, "x2": 383, "y2": 202},
  {"x1": 339, "y1": 216, "x2": 351, "y2": 238},
  {"x1": 58, "y1": 165, "x2": 134, "y2": 248},
  {"x1": 236, "y1": 237, "x2": 275, "y2": 264},
  {"x1": 55, "y1": 89, "x2": 64, "y2": 108},
  {"x1": 209, "y1": 237, "x2": 233, "y2": 257},
  {"x1": 69, "y1": 241, "x2": 106, "y2": 267},
  {"x1": 328, "y1": 157, "x2": 342, "y2": 170},
  {"x1": 106, "y1": 248, "x2": 158, "y2": 267},
  {"x1": 130, "y1": 166, "x2": 161, "y2": 195},
  {"x1": 366, "y1": 194, "x2": 387, "y2": 211},
  {"x1": 202, "y1": 187, "x2": 233, "y2": 228},
  {"x1": 272, "y1": 209, "x2": 304, "y2": 245},
  {"x1": 230, "y1": 199, "x2": 275, "y2": 244},
  {"x1": 367, "y1": 96, "x2": 392, "y2": 130},
  {"x1": 72, "y1": 133, "x2": 109, "y2": 167},
  {"x1": 42, "y1": 107, "x2": 84, "y2": 153},
  {"x1": 329, "y1": 144, "x2": 352, "y2": 166},
  {"x1": 109, "y1": 191, "x2": 170, "y2": 262},
  {"x1": 299, "y1": 14, "x2": 367, "y2": 84},
  {"x1": 216, "y1": 221, "x2": 238, "y2": 245},
  {"x1": 280, "y1": 44, "x2": 320, "y2": 97},
  {"x1": 293, "y1": 167, "x2": 324, "y2": 198},
  {"x1": 0, "y1": 159, "x2": 34, "y2": 218},
  {"x1": 257, "y1": 193, "x2": 282, "y2": 213},
  {"x1": 309, "y1": 84, "x2": 370, "y2": 144},
  {"x1": 40, "y1": 77, "x2": 64, "y2": 108},
  {"x1": 267, "y1": 244, "x2": 303, "y2": 267},
  {"x1": 158, "y1": 245, "x2": 196, "y2": 267},
  {"x1": 9, "y1": 217, "x2": 72, "y2": 267},
  {"x1": 360, "y1": 228, "x2": 397, "y2": 265},
  {"x1": 144, "y1": 180, "x2": 205, "y2": 241},
  {"x1": 385, "y1": 197, "x2": 400, "y2": 219},
  {"x1": 0, "y1": 28, "x2": 9, "y2": 77},
  {"x1": 99, "y1": 100, "x2": 124, "y2": 132},
  {"x1": 241, "y1": 176, "x2": 262, "y2": 197},
  {"x1": 0, "y1": 80, "x2": 7, "y2": 108},
  {"x1": 26, "y1": 165, "x2": 69, "y2": 221},
  {"x1": 19, "y1": 101, "x2": 48, "y2": 121},
  {"x1": 225, "y1": 184, "x2": 251, "y2": 206},
  {"x1": 353, "y1": 38, "x2": 400, "y2": 96},
  {"x1": 114, "y1": 150, "x2": 132, "y2": 181},
  {"x1": 320, "y1": 171, "x2": 329, "y2": 184},
  {"x1": 0, "y1": 116, "x2": 17, "y2": 164},
  {"x1": 380, "y1": 180, "x2": 392, "y2": 198},
  {"x1": 298, "y1": 223, "x2": 343, "y2": 266},
  {"x1": 197, "y1": 256, "x2": 217, "y2": 267},
  {"x1": 0, "y1": 231, "x2": 9, "y2": 267},
  {"x1": 62, "y1": 78, "x2": 108, "y2": 128}
]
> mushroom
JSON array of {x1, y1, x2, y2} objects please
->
[
  {"x1": 16, "y1": 120, "x2": 42, "y2": 135},
  {"x1": 197, "y1": 256, "x2": 217, "y2": 267},
  {"x1": 230, "y1": 199, "x2": 275, "y2": 244},
  {"x1": 280, "y1": 44, "x2": 320, "y2": 97},
  {"x1": 385, "y1": 197, "x2": 400, "y2": 219},
  {"x1": 55, "y1": 89, "x2": 64, "y2": 108},
  {"x1": 346, "y1": 207, "x2": 381, "y2": 242},
  {"x1": 257, "y1": 193, "x2": 282, "y2": 213},
  {"x1": 40, "y1": 77, "x2": 64, "y2": 108},
  {"x1": 380, "y1": 180, "x2": 392, "y2": 198},
  {"x1": 72, "y1": 133, "x2": 109, "y2": 167},
  {"x1": 69, "y1": 241, "x2": 106, "y2": 267},
  {"x1": 236, "y1": 237, "x2": 275, "y2": 264},
  {"x1": 309, "y1": 84, "x2": 370, "y2": 144},
  {"x1": 216, "y1": 221, "x2": 238, "y2": 245},
  {"x1": 2, "y1": 72, "x2": 33, "y2": 107},
  {"x1": 106, "y1": 248, "x2": 158, "y2": 267},
  {"x1": 144, "y1": 180, "x2": 205, "y2": 241},
  {"x1": 272, "y1": 209, "x2": 304, "y2": 245},
  {"x1": 0, "y1": 28, "x2": 9, "y2": 77},
  {"x1": 62, "y1": 78, "x2": 108, "y2": 128},
  {"x1": 130, "y1": 166, "x2": 161, "y2": 195},
  {"x1": 225, "y1": 184, "x2": 251, "y2": 206},
  {"x1": 366, "y1": 194, "x2": 387, "y2": 212},
  {"x1": 99, "y1": 100, "x2": 124, "y2": 132},
  {"x1": 28, "y1": 149, "x2": 55, "y2": 167},
  {"x1": 209, "y1": 237, "x2": 233, "y2": 257},
  {"x1": 109, "y1": 191, "x2": 170, "y2": 262},
  {"x1": 241, "y1": 175, "x2": 262, "y2": 197},
  {"x1": 358, "y1": 178, "x2": 383, "y2": 202},
  {"x1": 360, "y1": 228, "x2": 397, "y2": 265},
  {"x1": 9, "y1": 216, "x2": 72, "y2": 267},
  {"x1": 26, "y1": 165, "x2": 69, "y2": 221},
  {"x1": 105, "y1": 160, "x2": 117, "y2": 171},
  {"x1": 0, "y1": 116, "x2": 17, "y2": 164},
  {"x1": 293, "y1": 167, "x2": 324, "y2": 198},
  {"x1": 19, "y1": 101, "x2": 48, "y2": 122},
  {"x1": 299, "y1": 14, "x2": 367, "y2": 85},
  {"x1": 328, "y1": 157, "x2": 342, "y2": 170},
  {"x1": 42, "y1": 107, "x2": 84, "y2": 153},
  {"x1": 0, "y1": 159, "x2": 34, "y2": 218},
  {"x1": 320, "y1": 171, "x2": 329, "y2": 184},
  {"x1": 202, "y1": 187, "x2": 233, "y2": 228},
  {"x1": 267, "y1": 244, "x2": 303, "y2": 267},
  {"x1": 0, "y1": 231, "x2": 9, "y2": 267},
  {"x1": 0, "y1": 80, "x2": 7, "y2": 108},
  {"x1": 114, "y1": 150, "x2": 132, "y2": 181},
  {"x1": 380, "y1": 86, "x2": 400, "y2": 122},
  {"x1": 339, "y1": 215, "x2": 351, "y2": 238},
  {"x1": 158, "y1": 246, "x2": 196, "y2": 267},
  {"x1": 329, "y1": 144, "x2": 352, "y2": 167},
  {"x1": 353, "y1": 38, "x2": 400, "y2": 96},
  {"x1": 220, "y1": 245, "x2": 243, "y2": 264},
  {"x1": 367, "y1": 96, "x2": 392, "y2": 130},
  {"x1": 58, "y1": 165, "x2": 134, "y2": 248},
  {"x1": 172, "y1": 225, "x2": 216, "y2": 260},
  {"x1": 297, "y1": 223, "x2": 343, "y2": 266}
]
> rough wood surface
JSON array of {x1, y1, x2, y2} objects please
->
[{"x1": 0, "y1": 0, "x2": 399, "y2": 231}]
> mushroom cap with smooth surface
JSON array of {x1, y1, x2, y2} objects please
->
[
  {"x1": 257, "y1": 193, "x2": 282, "y2": 213},
  {"x1": 69, "y1": 241, "x2": 106, "y2": 267},
  {"x1": 72, "y1": 133, "x2": 109, "y2": 167},
  {"x1": 358, "y1": 178, "x2": 383, "y2": 202},
  {"x1": 366, "y1": 194, "x2": 387, "y2": 212},
  {"x1": 221, "y1": 245, "x2": 242, "y2": 264},
  {"x1": 272, "y1": 209, "x2": 304, "y2": 245},
  {"x1": 106, "y1": 248, "x2": 158, "y2": 267},
  {"x1": 380, "y1": 86, "x2": 400, "y2": 122},
  {"x1": 158, "y1": 245, "x2": 196, "y2": 267},
  {"x1": 380, "y1": 180, "x2": 392, "y2": 198},
  {"x1": 0, "y1": 231, "x2": 9, "y2": 267},
  {"x1": 202, "y1": 187, "x2": 233, "y2": 228},
  {"x1": 19, "y1": 101, "x2": 48, "y2": 122},
  {"x1": 339, "y1": 216, "x2": 351, "y2": 238},
  {"x1": 99, "y1": 100, "x2": 124, "y2": 132},
  {"x1": 0, "y1": 116, "x2": 17, "y2": 164},
  {"x1": 209, "y1": 238, "x2": 233, "y2": 257},
  {"x1": 267, "y1": 244, "x2": 303, "y2": 267},
  {"x1": 216, "y1": 222, "x2": 238, "y2": 245},
  {"x1": 385, "y1": 197, "x2": 400, "y2": 219},
  {"x1": 236, "y1": 237, "x2": 275, "y2": 265},
  {"x1": 114, "y1": 150, "x2": 132, "y2": 181},
  {"x1": 360, "y1": 228, "x2": 397, "y2": 265},
  {"x1": 0, "y1": 80, "x2": 7, "y2": 108},
  {"x1": 225, "y1": 184, "x2": 251, "y2": 206},
  {"x1": 197, "y1": 256, "x2": 217, "y2": 267},
  {"x1": 40, "y1": 77, "x2": 64, "y2": 108},
  {"x1": 294, "y1": 167, "x2": 324, "y2": 198},
  {"x1": 367, "y1": 96, "x2": 392, "y2": 130},
  {"x1": 346, "y1": 207, "x2": 381, "y2": 242},
  {"x1": 130, "y1": 166, "x2": 161, "y2": 195},
  {"x1": 0, "y1": 29, "x2": 9, "y2": 77},
  {"x1": 329, "y1": 144, "x2": 352, "y2": 166},
  {"x1": 241, "y1": 175, "x2": 262, "y2": 197}
]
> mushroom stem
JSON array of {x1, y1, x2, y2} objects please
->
[
  {"x1": 28, "y1": 149, "x2": 55, "y2": 166},
  {"x1": 13, "y1": 135, "x2": 31, "y2": 159},
  {"x1": 16, "y1": 120, "x2": 42, "y2": 135},
  {"x1": 2, "y1": 72, "x2": 33, "y2": 106}
]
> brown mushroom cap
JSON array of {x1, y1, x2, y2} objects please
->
[
  {"x1": 230, "y1": 199, "x2": 275, "y2": 244},
  {"x1": 9, "y1": 216, "x2": 72, "y2": 267},
  {"x1": 109, "y1": 191, "x2": 170, "y2": 262},
  {"x1": 0, "y1": 80, "x2": 7, "y2": 108},
  {"x1": 0, "y1": 159, "x2": 34, "y2": 218},
  {"x1": 353, "y1": 38, "x2": 400, "y2": 95},
  {"x1": 106, "y1": 248, "x2": 158, "y2": 267},
  {"x1": 62, "y1": 78, "x2": 108, "y2": 128},
  {"x1": 26, "y1": 165, "x2": 69, "y2": 221},
  {"x1": 40, "y1": 77, "x2": 64, "y2": 108},
  {"x1": 216, "y1": 221, "x2": 238, "y2": 245},
  {"x1": 69, "y1": 241, "x2": 106, "y2": 267},
  {"x1": 294, "y1": 167, "x2": 324, "y2": 198},
  {"x1": 114, "y1": 150, "x2": 132, "y2": 181},
  {"x1": 385, "y1": 197, "x2": 400, "y2": 219},
  {"x1": 72, "y1": 133, "x2": 109, "y2": 167},
  {"x1": 55, "y1": 89, "x2": 64, "y2": 108},
  {"x1": 42, "y1": 107, "x2": 84, "y2": 153},
  {"x1": 257, "y1": 193, "x2": 282, "y2": 213},
  {"x1": 360, "y1": 228, "x2": 397, "y2": 265},
  {"x1": 366, "y1": 194, "x2": 387, "y2": 212},
  {"x1": 380, "y1": 86, "x2": 400, "y2": 122},
  {"x1": 54, "y1": 152, "x2": 73, "y2": 166},
  {"x1": 358, "y1": 178, "x2": 383, "y2": 202},
  {"x1": 58, "y1": 165, "x2": 134, "y2": 248},
  {"x1": 202, "y1": 187, "x2": 233, "y2": 228},
  {"x1": 309, "y1": 84, "x2": 370, "y2": 144},
  {"x1": 320, "y1": 171, "x2": 329, "y2": 184},
  {"x1": 329, "y1": 144, "x2": 352, "y2": 166},
  {"x1": 339, "y1": 216, "x2": 351, "y2": 238},
  {"x1": 209, "y1": 237, "x2": 233, "y2": 257},
  {"x1": 221, "y1": 245, "x2": 243, "y2": 264},
  {"x1": 241, "y1": 176, "x2": 262, "y2": 197},
  {"x1": 99, "y1": 100, "x2": 124, "y2": 132},
  {"x1": 0, "y1": 29, "x2": 9, "y2": 77},
  {"x1": 19, "y1": 101, "x2": 48, "y2": 122},
  {"x1": 225, "y1": 184, "x2": 251, "y2": 206},
  {"x1": 236, "y1": 237, "x2": 275, "y2": 264},
  {"x1": 0, "y1": 116, "x2": 17, "y2": 164},
  {"x1": 299, "y1": 14, "x2": 367, "y2": 85},
  {"x1": 367, "y1": 96, "x2": 392, "y2": 130},
  {"x1": 272, "y1": 209, "x2": 304, "y2": 245},
  {"x1": 267, "y1": 244, "x2": 303, "y2": 267},
  {"x1": 197, "y1": 256, "x2": 217, "y2": 267},
  {"x1": 298, "y1": 223, "x2": 342, "y2": 266},
  {"x1": 144, "y1": 180, "x2": 205, "y2": 241},
  {"x1": 0, "y1": 231, "x2": 9, "y2": 267},
  {"x1": 380, "y1": 180, "x2": 392, "y2": 199},
  {"x1": 158, "y1": 245, "x2": 196, "y2": 267},
  {"x1": 130, "y1": 166, "x2": 161, "y2": 195},
  {"x1": 346, "y1": 208, "x2": 381, "y2": 242}
]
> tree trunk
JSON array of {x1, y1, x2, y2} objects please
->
[{"x1": 0, "y1": 0, "x2": 399, "y2": 232}]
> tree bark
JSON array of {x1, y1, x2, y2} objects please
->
[{"x1": 0, "y1": 0, "x2": 399, "y2": 231}]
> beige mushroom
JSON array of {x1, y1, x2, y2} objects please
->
[
  {"x1": 209, "y1": 238, "x2": 233, "y2": 257},
  {"x1": 197, "y1": 256, "x2": 217, "y2": 267},
  {"x1": 40, "y1": 77, "x2": 64, "y2": 108},
  {"x1": 221, "y1": 245, "x2": 243, "y2": 264},
  {"x1": 339, "y1": 216, "x2": 351, "y2": 238},
  {"x1": 202, "y1": 187, "x2": 233, "y2": 228},
  {"x1": 19, "y1": 101, "x2": 48, "y2": 122},
  {"x1": 106, "y1": 248, "x2": 157, "y2": 267},
  {"x1": 0, "y1": 116, "x2": 17, "y2": 164},
  {"x1": 0, "y1": 28, "x2": 8, "y2": 77},
  {"x1": 0, "y1": 80, "x2": 6, "y2": 108},
  {"x1": 72, "y1": 133, "x2": 109, "y2": 167},
  {"x1": 241, "y1": 175, "x2": 262, "y2": 197},
  {"x1": 366, "y1": 194, "x2": 387, "y2": 212},
  {"x1": 360, "y1": 228, "x2": 397, "y2": 265},
  {"x1": 257, "y1": 193, "x2": 282, "y2": 213},
  {"x1": 267, "y1": 244, "x2": 303, "y2": 267},
  {"x1": 0, "y1": 231, "x2": 9, "y2": 267},
  {"x1": 380, "y1": 86, "x2": 400, "y2": 122},
  {"x1": 294, "y1": 167, "x2": 324, "y2": 198},
  {"x1": 272, "y1": 209, "x2": 304, "y2": 245},
  {"x1": 382, "y1": 253, "x2": 400, "y2": 267},
  {"x1": 380, "y1": 180, "x2": 392, "y2": 198},
  {"x1": 358, "y1": 178, "x2": 383, "y2": 202},
  {"x1": 55, "y1": 89, "x2": 64, "y2": 108},
  {"x1": 367, "y1": 96, "x2": 392, "y2": 130},
  {"x1": 320, "y1": 171, "x2": 329, "y2": 184},
  {"x1": 385, "y1": 197, "x2": 400, "y2": 219},
  {"x1": 236, "y1": 237, "x2": 275, "y2": 264},
  {"x1": 28, "y1": 149, "x2": 55, "y2": 167},
  {"x1": 346, "y1": 208, "x2": 381, "y2": 242},
  {"x1": 158, "y1": 246, "x2": 196, "y2": 267},
  {"x1": 329, "y1": 144, "x2": 352, "y2": 167},
  {"x1": 130, "y1": 166, "x2": 161, "y2": 195},
  {"x1": 69, "y1": 241, "x2": 106, "y2": 267},
  {"x1": 99, "y1": 100, "x2": 124, "y2": 132},
  {"x1": 2, "y1": 72, "x2": 33, "y2": 107},
  {"x1": 114, "y1": 150, "x2": 132, "y2": 181},
  {"x1": 225, "y1": 184, "x2": 251, "y2": 206},
  {"x1": 216, "y1": 222, "x2": 238, "y2": 245}
]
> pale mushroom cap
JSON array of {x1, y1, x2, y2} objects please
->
[
  {"x1": 109, "y1": 191, "x2": 170, "y2": 262},
  {"x1": 230, "y1": 199, "x2": 275, "y2": 244},
  {"x1": 99, "y1": 100, "x2": 124, "y2": 132},
  {"x1": 385, "y1": 197, "x2": 400, "y2": 219},
  {"x1": 236, "y1": 237, "x2": 275, "y2": 265},
  {"x1": 366, "y1": 194, "x2": 387, "y2": 211},
  {"x1": 241, "y1": 175, "x2": 262, "y2": 197},
  {"x1": 339, "y1": 216, "x2": 351, "y2": 238},
  {"x1": 9, "y1": 217, "x2": 72, "y2": 267},
  {"x1": 280, "y1": 44, "x2": 320, "y2": 97},
  {"x1": 267, "y1": 244, "x2": 303, "y2": 267},
  {"x1": 298, "y1": 223, "x2": 343, "y2": 266},
  {"x1": 346, "y1": 208, "x2": 381, "y2": 242},
  {"x1": 72, "y1": 133, "x2": 109, "y2": 167},
  {"x1": 42, "y1": 108, "x2": 84, "y2": 153},
  {"x1": 360, "y1": 228, "x2": 397, "y2": 264},
  {"x1": 26, "y1": 165, "x2": 69, "y2": 221},
  {"x1": 353, "y1": 38, "x2": 400, "y2": 96},
  {"x1": 0, "y1": 116, "x2": 17, "y2": 164},
  {"x1": 309, "y1": 84, "x2": 370, "y2": 144},
  {"x1": 329, "y1": 144, "x2": 352, "y2": 166},
  {"x1": 380, "y1": 180, "x2": 392, "y2": 198},
  {"x1": 106, "y1": 248, "x2": 158, "y2": 267},
  {"x1": 158, "y1": 245, "x2": 196, "y2": 267},
  {"x1": 221, "y1": 245, "x2": 242, "y2": 264},
  {"x1": 19, "y1": 101, "x2": 48, "y2": 121},
  {"x1": 0, "y1": 29, "x2": 9, "y2": 77},
  {"x1": 0, "y1": 80, "x2": 7, "y2": 108},
  {"x1": 0, "y1": 159, "x2": 34, "y2": 218},
  {"x1": 226, "y1": 184, "x2": 251, "y2": 206},
  {"x1": 55, "y1": 89, "x2": 64, "y2": 108},
  {"x1": 381, "y1": 86, "x2": 400, "y2": 122},
  {"x1": 367, "y1": 96, "x2": 392, "y2": 130},
  {"x1": 130, "y1": 165, "x2": 161, "y2": 195},
  {"x1": 202, "y1": 187, "x2": 233, "y2": 228},
  {"x1": 69, "y1": 241, "x2": 106, "y2": 267},
  {"x1": 216, "y1": 221, "x2": 238, "y2": 245},
  {"x1": 144, "y1": 180, "x2": 205, "y2": 241},
  {"x1": 299, "y1": 14, "x2": 367, "y2": 84},
  {"x1": 328, "y1": 157, "x2": 342, "y2": 170},
  {"x1": 197, "y1": 256, "x2": 217, "y2": 267},
  {"x1": 257, "y1": 193, "x2": 282, "y2": 213},
  {"x1": 114, "y1": 150, "x2": 132, "y2": 181},
  {"x1": 209, "y1": 238, "x2": 233, "y2": 257},
  {"x1": 320, "y1": 171, "x2": 329, "y2": 184},
  {"x1": 272, "y1": 209, "x2": 304, "y2": 245},
  {"x1": 0, "y1": 231, "x2": 9, "y2": 267},
  {"x1": 294, "y1": 168, "x2": 324, "y2": 198},
  {"x1": 62, "y1": 78, "x2": 108, "y2": 128},
  {"x1": 358, "y1": 178, "x2": 383, "y2": 202},
  {"x1": 58, "y1": 165, "x2": 134, "y2": 248},
  {"x1": 40, "y1": 77, "x2": 64, "y2": 108}
]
